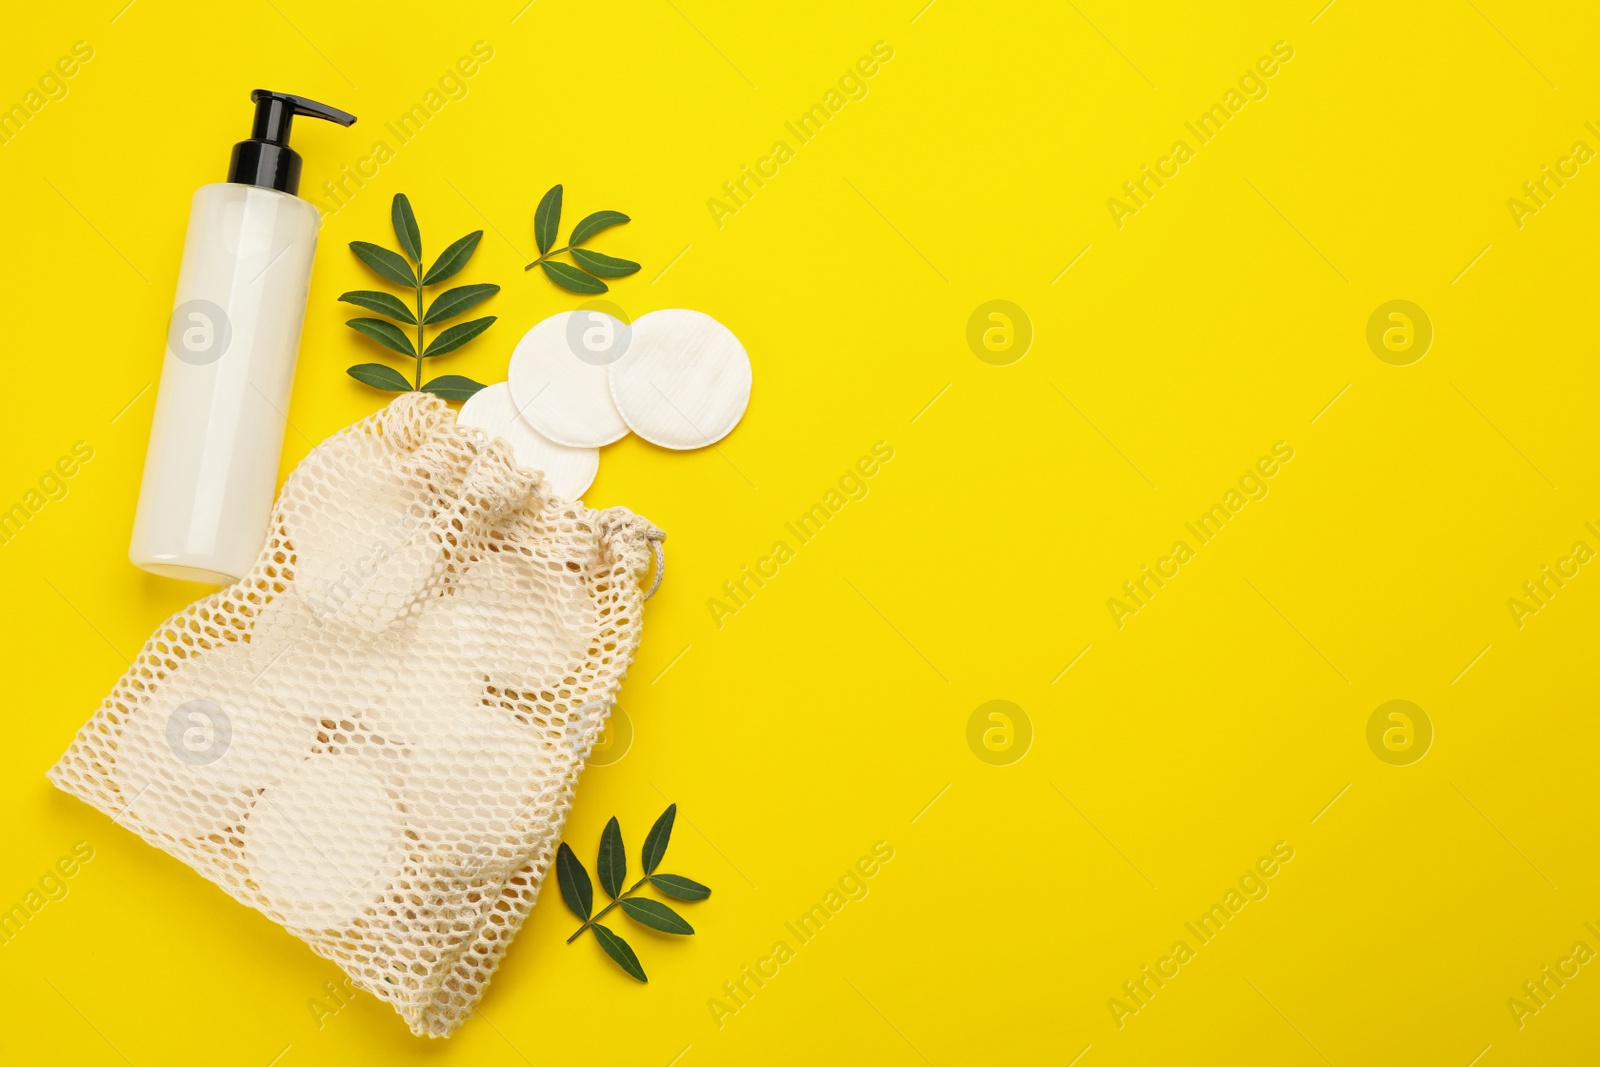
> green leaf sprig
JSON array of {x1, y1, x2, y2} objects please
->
[
  {"x1": 525, "y1": 184, "x2": 642, "y2": 294},
  {"x1": 341, "y1": 193, "x2": 497, "y2": 401},
  {"x1": 556, "y1": 803, "x2": 711, "y2": 983}
]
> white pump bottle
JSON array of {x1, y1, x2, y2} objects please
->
[{"x1": 130, "y1": 90, "x2": 356, "y2": 584}]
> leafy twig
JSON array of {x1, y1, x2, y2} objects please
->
[
  {"x1": 564, "y1": 873, "x2": 651, "y2": 943},
  {"x1": 341, "y1": 193, "x2": 498, "y2": 401},
  {"x1": 556, "y1": 804, "x2": 712, "y2": 982},
  {"x1": 524, "y1": 184, "x2": 641, "y2": 295}
]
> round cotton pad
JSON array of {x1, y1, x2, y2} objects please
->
[
  {"x1": 405, "y1": 706, "x2": 545, "y2": 841},
  {"x1": 115, "y1": 662, "x2": 317, "y2": 840},
  {"x1": 507, "y1": 312, "x2": 630, "y2": 448},
  {"x1": 457, "y1": 382, "x2": 599, "y2": 499},
  {"x1": 244, "y1": 755, "x2": 404, "y2": 930},
  {"x1": 609, "y1": 309, "x2": 751, "y2": 450}
]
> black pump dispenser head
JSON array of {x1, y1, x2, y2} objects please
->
[{"x1": 227, "y1": 90, "x2": 356, "y2": 197}]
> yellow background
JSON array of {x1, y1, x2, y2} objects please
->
[{"x1": 3, "y1": 0, "x2": 1598, "y2": 1063}]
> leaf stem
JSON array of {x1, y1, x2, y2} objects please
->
[
  {"x1": 524, "y1": 245, "x2": 573, "y2": 271},
  {"x1": 567, "y1": 875, "x2": 650, "y2": 943},
  {"x1": 414, "y1": 271, "x2": 425, "y2": 389}
]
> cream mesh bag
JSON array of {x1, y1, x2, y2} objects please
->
[{"x1": 48, "y1": 392, "x2": 663, "y2": 1038}]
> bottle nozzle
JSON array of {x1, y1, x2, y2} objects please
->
[{"x1": 228, "y1": 89, "x2": 357, "y2": 197}]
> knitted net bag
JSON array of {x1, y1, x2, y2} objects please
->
[{"x1": 48, "y1": 392, "x2": 664, "y2": 1038}]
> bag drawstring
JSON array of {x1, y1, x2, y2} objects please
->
[
  {"x1": 599, "y1": 509, "x2": 667, "y2": 601},
  {"x1": 644, "y1": 532, "x2": 666, "y2": 600}
]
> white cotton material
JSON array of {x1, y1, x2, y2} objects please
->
[
  {"x1": 49, "y1": 392, "x2": 663, "y2": 1039},
  {"x1": 244, "y1": 753, "x2": 406, "y2": 931},
  {"x1": 271, "y1": 425, "x2": 442, "y2": 634},
  {"x1": 507, "y1": 311, "x2": 631, "y2": 448},
  {"x1": 609, "y1": 309, "x2": 751, "y2": 450},
  {"x1": 456, "y1": 382, "x2": 599, "y2": 500},
  {"x1": 112, "y1": 660, "x2": 319, "y2": 840}
]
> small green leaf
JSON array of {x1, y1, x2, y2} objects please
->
[
  {"x1": 423, "y1": 283, "x2": 499, "y2": 324},
  {"x1": 620, "y1": 897, "x2": 694, "y2": 935},
  {"x1": 350, "y1": 241, "x2": 416, "y2": 287},
  {"x1": 346, "y1": 363, "x2": 412, "y2": 392},
  {"x1": 420, "y1": 374, "x2": 487, "y2": 401},
  {"x1": 392, "y1": 193, "x2": 421, "y2": 262},
  {"x1": 541, "y1": 259, "x2": 608, "y2": 294},
  {"x1": 641, "y1": 804, "x2": 675, "y2": 875},
  {"x1": 570, "y1": 248, "x2": 641, "y2": 278},
  {"x1": 556, "y1": 842, "x2": 593, "y2": 921},
  {"x1": 649, "y1": 874, "x2": 710, "y2": 901},
  {"x1": 423, "y1": 316, "x2": 496, "y2": 358},
  {"x1": 422, "y1": 231, "x2": 484, "y2": 286},
  {"x1": 346, "y1": 318, "x2": 417, "y2": 357},
  {"x1": 339, "y1": 290, "x2": 417, "y2": 324},
  {"x1": 535, "y1": 184, "x2": 563, "y2": 255},
  {"x1": 592, "y1": 923, "x2": 647, "y2": 982},
  {"x1": 569, "y1": 209, "x2": 630, "y2": 246},
  {"x1": 597, "y1": 817, "x2": 626, "y2": 899}
]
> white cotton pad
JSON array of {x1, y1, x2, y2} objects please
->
[
  {"x1": 405, "y1": 706, "x2": 544, "y2": 838},
  {"x1": 280, "y1": 453, "x2": 441, "y2": 634},
  {"x1": 244, "y1": 754, "x2": 404, "y2": 930},
  {"x1": 457, "y1": 382, "x2": 599, "y2": 500},
  {"x1": 282, "y1": 443, "x2": 409, "y2": 601},
  {"x1": 359, "y1": 552, "x2": 593, "y2": 761},
  {"x1": 609, "y1": 309, "x2": 751, "y2": 450},
  {"x1": 114, "y1": 663, "x2": 316, "y2": 840},
  {"x1": 507, "y1": 312, "x2": 631, "y2": 448}
]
